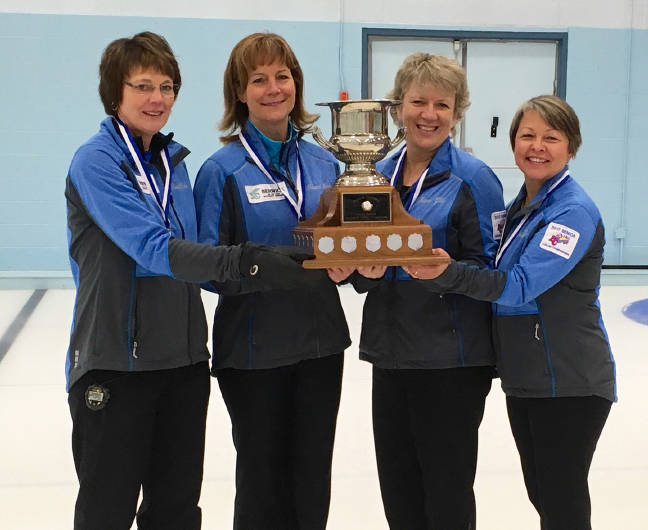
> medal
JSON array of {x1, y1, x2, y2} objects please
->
[
  {"x1": 116, "y1": 118, "x2": 173, "y2": 227},
  {"x1": 390, "y1": 146, "x2": 428, "y2": 210}
]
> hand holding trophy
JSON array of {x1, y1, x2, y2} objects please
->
[{"x1": 293, "y1": 99, "x2": 450, "y2": 268}]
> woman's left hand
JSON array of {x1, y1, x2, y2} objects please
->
[
  {"x1": 327, "y1": 267, "x2": 355, "y2": 283},
  {"x1": 403, "y1": 248, "x2": 451, "y2": 280}
]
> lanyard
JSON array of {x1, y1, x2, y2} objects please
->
[
  {"x1": 390, "y1": 146, "x2": 428, "y2": 210},
  {"x1": 238, "y1": 131, "x2": 304, "y2": 220},
  {"x1": 116, "y1": 120, "x2": 172, "y2": 227},
  {"x1": 494, "y1": 169, "x2": 570, "y2": 267}
]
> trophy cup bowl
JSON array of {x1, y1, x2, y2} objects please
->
[
  {"x1": 311, "y1": 99, "x2": 405, "y2": 186},
  {"x1": 294, "y1": 99, "x2": 449, "y2": 268}
]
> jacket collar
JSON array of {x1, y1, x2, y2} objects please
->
[
  {"x1": 426, "y1": 137, "x2": 453, "y2": 176},
  {"x1": 388, "y1": 137, "x2": 453, "y2": 191},
  {"x1": 101, "y1": 116, "x2": 188, "y2": 166},
  {"x1": 241, "y1": 119, "x2": 299, "y2": 170},
  {"x1": 510, "y1": 165, "x2": 571, "y2": 216}
]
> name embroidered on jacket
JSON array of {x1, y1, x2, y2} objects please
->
[{"x1": 539, "y1": 222, "x2": 580, "y2": 259}]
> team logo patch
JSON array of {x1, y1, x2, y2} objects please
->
[
  {"x1": 539, "y1": 222, "x2": 580, "y2": 259},
  {"x1": 85, "y1": 384, "x2": 110, "y2": 411},
  {"x1": 245, "y1": 182, "x2": 288, "y2": 203},
  {"x1": 491, "y1": 210, "x2": 507, "y2": 240},
  {"x1": 135, "y1": 174, "x2": 153, "y2": 195}
]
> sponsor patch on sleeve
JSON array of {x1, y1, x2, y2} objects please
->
[
  {"x1": 539, "y1": 222, "x2": 580, "y2": 259},
  {"x1": 245, "y1": 182, "x2": 288, "y2": 204},
  {"x1": 491, "y1": 210, "x2": 507, "y2": 240}
]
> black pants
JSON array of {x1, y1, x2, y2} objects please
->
[
  {"x1": 216, "y1": 353, "x2": 344, "y2": 530},
  {"x1": 372, "y1": 365, "x2": 493, "y2": 530},
  {"x1": 507, "y1": 395, "x2": 611, "y2": 530},
  {"x1": 68, "y1": 361, "x2": 210, "y2": 530}
]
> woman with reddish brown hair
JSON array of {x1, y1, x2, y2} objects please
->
[{"x1": 193, "y1": 32, "x2": 350, "y2": 530}]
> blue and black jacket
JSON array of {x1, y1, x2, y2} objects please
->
[
  {"x1": 193, "y1": 121, "x2": 350, "y2": 370},
  {"x1": 355, "y1": 138, "x2": 505, "y2": 369},
  {"x1": 65, "y1": 117, "x2": 246, "y2": 391},
  {"x1": 431, "y1": 167, "x2": 616, "y2": 401}
]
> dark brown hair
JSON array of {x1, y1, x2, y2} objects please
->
[
  {"x1": 509, "y1": 95, "x2": 582, "y2": 155},
  {"x1": 98, "y1": 31, "x2": 181, "y2": 115},
  {"x1": 219, "y1": 32, "x2": 317, "y2": 144}
]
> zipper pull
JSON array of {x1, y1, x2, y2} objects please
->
[
  {"x1": 534, "y1": 323, "x2": 541, "y2": 341},
  {"x1": 133, "y1": 340, "x2": 139, "y2": 358}
]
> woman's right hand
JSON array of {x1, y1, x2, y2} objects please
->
[
  {"x1": 402, "y1": 248, "x2": 451, "y2": 280},
  {"x1": 357, "y1": 265, "x2": 387, "y2": 279}
]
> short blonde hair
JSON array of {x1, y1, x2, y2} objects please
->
[
  {"x1": 387, "y1": 52, "x2": 470, "y2": 135},
  {"x1": 509, "y1": 95, "x2": 582, "y2": 156},
  {"x1": 219, "y1": 32, "x2": 317, "y2": 144}
]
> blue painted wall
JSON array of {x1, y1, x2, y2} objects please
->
[
  {"x1": 623, "y1": 29, "x2": 648, "y2": 265},
  {"x1": 0, "y1": 13, "x2": 646, "y2": 272},
  {"x1": 566, "y1": 27, "x2": 647, "y2": 265}
]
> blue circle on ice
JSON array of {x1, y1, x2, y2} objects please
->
[{"x1": 622, "y1": 298, "x2": 648, "y2": 326}]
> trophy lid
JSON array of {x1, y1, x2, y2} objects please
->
[{"x1": 315, "y1": 99, "x2": 401, "y2": 112}]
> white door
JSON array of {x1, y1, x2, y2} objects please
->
[
  {"x1": 369, "y1": 38, "x2": 457, "y2": 154},
  {"x1": 464, "y1": 41, "x2": 557, "y2": 202},
  {"x1": 369, "y1": 37, "x2": 558, "y2": 203},
  {"x1": 370, "y1": 38, "x2": 456, "y2": 101}
]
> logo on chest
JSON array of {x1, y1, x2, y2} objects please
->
[
  {"x1": 135, "y1": 174, "x2": 153, "y2": 195},
  {"x1": 245, "y1": 182, "x2": 288, "y2": 204},
  {"x1": 492, "y1": 210, "x2": 507, "y2": 240}
]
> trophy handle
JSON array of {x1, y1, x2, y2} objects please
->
[
  {"x1": 390, "y1": 127, "x2": 406, "y2": 150},
  {"x1": 312, "y1": 127, "x2": 337, "y2": 152}
]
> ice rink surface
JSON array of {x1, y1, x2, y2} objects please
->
[{"x1": 0, "y1": 285, "x2": 647, "y2": 529}]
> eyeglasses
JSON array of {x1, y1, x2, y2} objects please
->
[{"x1": 124, "y1": 81, "x2": 179, "y2": 97}]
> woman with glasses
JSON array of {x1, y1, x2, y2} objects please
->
[
  {"x1": 193, "y1": 32, "x2": 350, "y2": 530},
  {"x1": 65, "y1": 31, "x2": 318, "y2": 530},
  {"x1": 406, "y1": 95, "x2": 616, "y2": 530}
]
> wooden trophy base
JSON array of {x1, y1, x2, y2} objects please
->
[{"x1": 294, "y1": 185, "x2": 450, "y2": 269}]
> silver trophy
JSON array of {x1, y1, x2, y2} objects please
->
[
  {"x1": 295, "y1": 99, "x2": 446, "y2": 268},
  {"x1": 312, "y1": 99, "x2": 405, "y2": 186}
]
